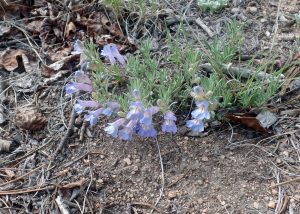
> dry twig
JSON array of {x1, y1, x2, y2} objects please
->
[{"x1": 51, "y1": 105, "x2": 76, "y2": 160}]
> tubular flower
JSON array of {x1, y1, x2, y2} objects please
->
[
  {"x1": 71, "y1": 40, "x2": 85, "y2": 55},
  {"x1": 75, "y1": 100, "x2": 101, "y2": 114},
  {"x1": 186, "y1": 118, "x2": 205, "y2": 133},
  {"x1": 104, "y1": 118, "x2": 126, "y2": 138},
  {"x1": 101, "y1": 44, "x2": 127, "y2": 65},
  {"x1": 85, "y1": 108, "x2": 104, "y2": 126},
  {"x1": 65, "y1": 82, "x2": 93, "y2": 95},
  {"x1": 126, "y1": 101, "x2": 144, "y2": 120},
  {"x1": 190, "y1": 85, "x2": 206, "y2": 100},
  {"x1": 119, "y1": 120, "x2": 138, "y2": 141},
  {"x1": 102, "y1": 102, "x2": 120, "y2": 117},
  {"x1": 162, "y1": 111, "x2": 177, "y2": 133},
  {"x1": 191, "y1": 101, "x2": 210, "y2": 120}
]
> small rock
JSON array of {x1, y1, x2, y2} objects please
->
[
  {"x1": 198, "y1": 179, "x2": 204, "y2": 185},
  {"x1": 276, "y1": 158, "x2": 282, "y2": 164},
  {"x1": 100, "y1": 155, "x2": 105, "y2": 159},
  {"x1": 266, "y1": 31, "x2": 271, "y2": 37},
  {"x1": 131, "y1": 166, "x2": 139, "y2": 174},
  {"x1": 271, "y1": 189, "x2": 278, "y2": 195},
  {"x1": 123, "y1": 158, "x2": 132, "y2": 165},
  {"x1": 260, "y1": 18, "x2": 267, "y2": 23},
  {"x1": 74, "y1": 117, "x2": 82, "y2": 127},
  {"x1": 247, "y1": 6, "x2": 258, "y2": 14},
  {"x1": 282, "y1": 151, "x2": 289, "y2": 157},
  {"x1": 256, "y1": 111, "x2": 278, "y2": 129},
  {"x1": 167, "y1": 191, "x2": 177, "y2": 199},
  {"x1": 221, "y1": 201, "x2": 226, "y2": 206},
  {"x1": 253, "y1": 202, "x2": 259, "y2": 209},
  {"x1": 202, "y1": 156, "x2": 209, "y2": 162},
  {"x1": 231, "y1": 7, "x2": 240, "y2": 14},
  {"x1": 268, "y1": 201, "x2": 276, "y2": 209},
  {"x1": 198, "y1": 198, "x2": 204, "y2": 205}
]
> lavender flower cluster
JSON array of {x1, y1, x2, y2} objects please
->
[
  {"x1": 186, "y1": 86, "x2": 211, "y2": 133},
  {"x1": 65, "y1": 40, "x2": 210, "y2": 141},
  {"x1": 105, "y1": 89, "x2": 177, "y2": 140}
]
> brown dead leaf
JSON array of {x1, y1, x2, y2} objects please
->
[
  {"x1": 15, "y1": 105, "x2": 47, "y2": 131},
  {"x1": 41, "y1": 64, "x2": 56, "y2": 77},
  {"x1": 21, "y1": 53, "x2": 37, "y2": 73},
  {"x1": 47, "y1": 46, "x2": 73, "y2": 62},
  {"x1": 3, "y1": 169, "x2": 15, "y2": 179},
  {"x1": 225, "y1": 112, "x2": 269, "y2": 133},
  {"x1": 41, "y1": 54, "x2": 77, "y2": 77},
  {"x1": 65, "y1": 21, "x2": 76, "y2": 37},
  {"x1": 0, "y1": 49, "x2": 24, "y2": 71},
  {"x1": 25, "y1": 20, "x2": 44, "y2": 33}
]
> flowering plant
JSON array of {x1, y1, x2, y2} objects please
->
[{"x1": 65, "y1": 39, "x2": 214, "y2": 141}]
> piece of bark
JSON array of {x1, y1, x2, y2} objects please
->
[
  {"x1": 200, "y1": 63, "x2": 285, "y2": 81},
  {"x1": 55, "y1": 196, "x2": 70, "y2": 214},
  {"x1": 195, "y1": 18, "x2": 215, "y2": 38}
]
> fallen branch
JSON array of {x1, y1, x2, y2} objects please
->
[
  {"x1": 51, "y1": 105, "x2": 76, "y2": 160},
  {"x1": 0, "y1": 164, "x2": 45, "y2": 187},
  {"x1": 194, "y1": 18, "x2": 215, "y2": 38},
  {"x1": 270, "y1": 176, "x2": 300, "y2": 188},
  {"x1": 55, "y1": 195, "x2": 70, "y2": 214},
  {"x1": 0, "y1": 185, "x2": 55, "y2": 195}
]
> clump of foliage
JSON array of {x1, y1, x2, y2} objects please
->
[
  {"x1": 197, "y1": 0, "x2": 229, "y2": 12},
  {"x1": 65, "y1": 21, "x2": 283, "y2": 141}
]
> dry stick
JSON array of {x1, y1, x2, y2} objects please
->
[
  {"x1": 275, "y1": 169, "x2": 284, "y2": 214},
  {"x1": 0, "y1": 185, "x2": 55, "y2": 195},
  {"x1": 79, "y1": 120, "x2": 88, "y2": 142},
  {"x1": 194, "y1": 18, "x2": 215, "y2": 38},
  {"x1": 55, "y1": 195, "x2": 71, "y2": 214},
  {"x1": 131, "y1": 202, "x2": 162, "y2": 213},
  {"x1": 279, "y1": 196, "x2": 289, "y2": 214},
  {"x1": 151, "y1": 137, "x2": 165, "y2": 213},
  {"x1": 52, "y1": 105, "x2": 76, "y2": 160},
  {"x1": 269, "y1": 0, "x2": 282, "y2": 54},
  {"x1": 0, "y1": 164, "x2": 45, "y2": 187},
  {"x1": 270, "y1": 176, "x2": 300, "y2": 188}
]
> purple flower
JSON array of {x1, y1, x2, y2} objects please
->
[
  {"x1": 104, "y1": 118, "x2": 126, "y2": 138},
  {"x1": 119, "y1": 120, "x2": 138, "y2": 141},
  {"x1": 162, "y1": 111, "x2": 177, "y2": 133},
  {"x1": 186, "y1": 118, "x2": 204, "y2": 133},
  {"x1": 132, "y1": 89, "x2": 141, "y2": 100},
  {"x1": 85, "y1": 108, "x2": 104, "y2": 126},
  {"x1": 102, "y1": 102, "x2": 120, "y2": 116},
  {"x1": 65, "y1": 82, "x2": 93, "y2": 95},
  {"x1": 191, "y1": 85, "x2": 205, "y2": 100},
  {"x1": 140, "y1": 106, "x2": 159, "y2": 125},
  {"x1": 101, "y1": 44, "x2": 127, "y2": 65},
  {"x1": 191, "y1": 101, "x2": 210, "y2": 120},
  {"x1": 74, "y1": 71, "x2": 92, "y2": 85},
  {"x1": 71, "y1": 40, "x2": 85, "y2": 55},
  {"x1": 126, "y1": 101, "x2": 144, "y2": 120},
  {"x1": 138, "y1": 123, "x2": 157, "y2": 137},
  {"x1": 75, "y1": 100, "x2": 101, "y2": 113}
]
